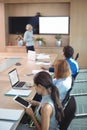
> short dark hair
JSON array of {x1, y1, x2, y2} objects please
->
[{"x1": 63, "y1": 45, "x2": 74, "y2": 58}]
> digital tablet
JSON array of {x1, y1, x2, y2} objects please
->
[{"x1": 13, "y1": 96, "x2": 31, "y2": 108}]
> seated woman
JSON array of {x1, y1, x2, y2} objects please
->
[
  {"x1": 16, "y1": 71, "x2": 64, "y2": 130},
  {"x1": 53, "y1": 59, "x2": 72, "y2": 102}
]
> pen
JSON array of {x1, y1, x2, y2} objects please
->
[{"x1": 25, "y1": 74, "x2": 33, "y2": 76}]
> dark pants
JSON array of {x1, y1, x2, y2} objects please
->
[
  {"x1": 31, "y1": 93, "x2": 42, "y2": 111},
  {"x1": 26, "y1": 46, "x2": 35, "y2": 53},
  {"x1": 49, "y1": 67, "x2": 54, "y2": 72}
]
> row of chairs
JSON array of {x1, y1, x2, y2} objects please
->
[
  {"x1": 59, "y1": 96, "x2": 76, "y2": 130},
  {"x1": 59, "y1": 67, "x2": 87, "y2": 130}
]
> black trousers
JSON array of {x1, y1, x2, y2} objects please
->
[{"x1": 26, "y1": 46, "x2": 35, "y2": 53}]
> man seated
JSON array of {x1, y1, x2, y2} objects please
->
[{"x1": 42, "y1": 45, "x2": 79, "y2": 79}]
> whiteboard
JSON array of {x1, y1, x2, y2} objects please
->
[{"x1": 39, "y1": 16, "x2": 69, "y2": 34}]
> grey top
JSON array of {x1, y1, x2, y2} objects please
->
[
  {"x1": 24, "y1": 31, "x2": 34, "y2": 46},
  {"x1": 36, "y1": 95, "x2": 59, "y2": 130}
]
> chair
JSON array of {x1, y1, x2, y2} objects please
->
[
  {"x1": 59, "y1": 96, "x2": 76, "y2": 130},
  {"x1": 62, "y1": 88, "x2": 72, "y2": 107},
  {"x1": 62, "y1": 77, "x2": 74, "y2": 107},
  {"x1": 72, "y1": 72, "x2": 79, "y2": 80},
  {"x1": 72, "y1": 53, "x2": 79, "y2": 80},
  {"x1": 75, "y1": 53, "x2": 79, "y2": 61}
]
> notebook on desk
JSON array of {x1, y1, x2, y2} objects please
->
[
  {"x1": 0, "y1": 121, "x2": 14, "y2": 130},
  {"x1": 0, "y1": 108, "x2": 24, "y2": 130},
  {"x1": 8, "y1": 68, "x2": 28, "y2": 90}
]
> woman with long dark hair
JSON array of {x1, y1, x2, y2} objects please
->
[{"x1": 16, "y1": 71, "x2": 64, "y2": 130}]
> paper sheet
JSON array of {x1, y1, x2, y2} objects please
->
[
  {"x1": 5, "y1": 89, "x2": 32, "y2": 97},
  {"x1": 0, "y1": 121, "x2": 14, "y2": 130},
  {"x1": 0, "y1": 108, "x2": 24, "y2": 121}
]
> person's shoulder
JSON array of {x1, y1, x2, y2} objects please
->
[
  {"x1": 71, "y1": 58, "x2": 78, "y2": 64},
  {"x1": 67, "y1": 58, "x2": 76, "y2": 62},
  {"x1": 64, "y1": 76, "x2": 72, "y2": 84},
  {"x1": 41, "y1": 103, "x2": 52, "y2": 113},
  {"x1": 69, "y1": 58, "x2": 79, "y2": 67},
  {"x1": 53, "y1": 78, "x2": 58, "y2": 84}
]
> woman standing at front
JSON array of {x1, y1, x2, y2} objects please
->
[{"x1": 24, "y1": 24, "x2": 35, "y2": 52}]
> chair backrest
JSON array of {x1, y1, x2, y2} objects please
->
[
  {"x1": 59, "y1": 96, "x2": 76, "y2": 130},
  {"x1": 62, "y1": 77, "x2": 74, "y2": 107},
  {"x1": 62, "y1": 88, "x2": 72, "y2": 107},
  {"x1": 73, "y1": 72, "x2": 79, "y2": 80},
  {"x1": 75, "y1": 53, "x2": 79, "y2": 61}
]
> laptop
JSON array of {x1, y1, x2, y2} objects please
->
[{"x1": 8, "y1": 68, "x2": 28, "y2": 89}]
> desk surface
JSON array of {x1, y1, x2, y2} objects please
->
[
  {"x1": 0, "y1": 80, "x2": 36, "y2": 109},
  {"x1": 0, "y1": 52, "x2": 57, "y2": 109}
]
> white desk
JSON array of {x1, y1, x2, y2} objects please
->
[{"x1": 0, "y1": 52, "x2": 57, "y2": 129}]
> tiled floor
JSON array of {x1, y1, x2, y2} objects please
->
[
  {"x1": 68, "y1": 70, "x2": 87, "y2": 130},
  {"x1": 68, "y1": 117, "x2": 87, "y2": 130}
]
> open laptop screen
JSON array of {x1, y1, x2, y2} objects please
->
[{"x1": 8, "y1": 68, "x2": 19, "y2": 86}]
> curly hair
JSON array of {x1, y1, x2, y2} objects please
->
[{"x1": 63, "y1": 45, "x2": 74, "y2": 58}]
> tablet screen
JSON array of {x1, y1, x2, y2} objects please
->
[{"x1": 14, "y1": 96, "x2": 29, "y2": 107}]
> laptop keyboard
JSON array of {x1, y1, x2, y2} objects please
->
[{"x1": 17, "y1": 82, "x2": 25, "y2": 87}]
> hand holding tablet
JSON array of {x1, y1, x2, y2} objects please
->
[{"x1": 13, "y1": 96, "x2": 31, "y2": 108}]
